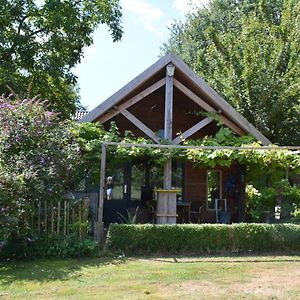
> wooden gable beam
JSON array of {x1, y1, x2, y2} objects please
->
[
  {"x1": 120, "y1": 109, "x2": 160, "y2": 144},
  {"x1": 172, "y1": 117, "x2": 213, "y2": 145},
  {"x1": 98, "y1": 78, "x2": 166, "y2": 124},
  {"x1": 174, "y1": 79, "x2": 215, "y2": 113},
  {"x1": 173, "y1": 79, "x2": 245, "y2": 136}
]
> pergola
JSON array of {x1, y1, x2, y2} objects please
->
[{"x1": 94, "y1": 142, "x2": 300, "y2": 242}]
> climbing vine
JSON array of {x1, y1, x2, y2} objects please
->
[{"x1": 73, "y1": 122, "x2": 300, "y2": 174}]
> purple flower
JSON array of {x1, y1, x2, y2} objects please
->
[{"x1": 0, "y1": 103, "x2": 14, "y2": 109}]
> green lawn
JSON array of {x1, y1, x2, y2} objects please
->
[{"x1": 0, "y1": 256, "x2": 299, "y2": 299}]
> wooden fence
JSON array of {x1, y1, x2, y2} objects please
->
[{"x1": 28, "y1": 197, "x2": 91, "y2": 238}]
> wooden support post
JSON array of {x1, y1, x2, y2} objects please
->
[
  {"x1": 164, "y1": 64, "x2": 174, "y2": 142},
  {"x1": 163, "y1": 160, "x2": 172, "y2": 190},
  {"x1": 24, "y1": 200, "x2": 28, "y2": 230},
  {"x1": 79, "y1": 202, "x2": 82, "y2": 238},
  {"x1": 38, "y1": 201, "x2": 41, "y2": 234},
  {"x1": 64, "y1": 200, "x2": 67, "y2": 236},
  {"x1": 158, "y1": 63, "x2": 177, "y2": 225},
  {"x1": 66, "y1": 201, "x2": 69, "y2": 235},
  {"x1": 156, "y1": 190, "x2": 178, "y2": 224},
  {"x1": 72, "y1": 207, "x2": 75, "y2": 224},
  {"x1": 95, "y1": 144, "x2": 106, "y2": 243},
  {"x1": 57, "y1": 201, "x2": 61, "y2": 235},
  {"x1": 31, "y1": 210, "x2": 34, "y2": 233},
  {"x1": 164, "y1": 63, "x2": 175, "y2": 190},
  {"x1": 51, "y1": 203, "x2": 54, "y2": 234},
  {"x1": 44, "y1": 199, "x2": 47, "y2": 233}
]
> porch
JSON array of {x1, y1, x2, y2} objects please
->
[
  {"x1": 100, "y1": 159, "x2": 246, "y2": 226},
  {"x1": 94, "y1": 141, "x2": 251, "y2": 235}
]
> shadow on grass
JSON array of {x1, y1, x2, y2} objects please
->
[
  {"x1": 1, "y1": 253, "x2": 299, "y2": 286},
  {"x1": 0, "y1": 255, "x2": 128, "y2": 286}
]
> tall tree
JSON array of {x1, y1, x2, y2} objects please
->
[
  {"x1": 0, "y1": 0, "x2": 122, "y2": 118},
  {"x1": 162, "y1": 0, "x2": 300, "y2": 145}
]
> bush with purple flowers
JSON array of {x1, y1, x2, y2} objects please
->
[{"x1": 0, "y1": 96, "x2": 81, "y2": 240}]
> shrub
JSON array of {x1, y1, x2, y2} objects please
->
[
  {"x1": 246, "y1": 180, "x2": 300, "y2": 222},
  {"x1": 0, "y1": 235, "x2": 99, "y2": 260},
  {"x1": 106, "y1": 223, "x2": 300, "y2": 255},
  {"x1": 0, "y1": 97, "x2": 82, "y2": 240}
]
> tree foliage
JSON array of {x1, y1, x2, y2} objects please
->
[
  {"x1": 0, "y1": 0, "x2": 123, "y2": 118},
  {"x1": 162, "y1": 0, "x2": 300, "y2": 145}
]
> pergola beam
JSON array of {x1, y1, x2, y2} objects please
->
[
  {"x1": 120, "y1": 109, "x2": 160, "y2": 143},
  {"x1": 172, "y1": 117, "x2": 213, "y2": 145},
  {"x1": 98, "y1": 78, "x2": 166, "y2": 124},
  {"x1": 101, "y1": 141, "x2": 300, "y2": 151}
]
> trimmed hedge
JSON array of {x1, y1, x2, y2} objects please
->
[{"x1": 106, "y1": 223, "x2": 300, "y2": 254}]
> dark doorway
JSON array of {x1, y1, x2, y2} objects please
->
[{"x1": 103, "y1": 162, "x2": 131, "y2": 225}]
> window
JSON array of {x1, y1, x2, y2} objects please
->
[
  {"x1": 131, "y1": 165, "x2": 146, "y2": 201},
  {"x1": 207, "y1": 170, "x2": 222, "y2": 210}
]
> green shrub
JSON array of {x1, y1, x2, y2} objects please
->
[
  {"x1": 246, "y1": 181, "x2": 300, "y2": 222},
  {"x1": 0, "y1": 235, "x2": 99, "y2": 260},
  {"x1": 106, "y1": 223, "x2": 300, "y2": 255}
]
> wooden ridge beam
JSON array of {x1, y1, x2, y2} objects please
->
[
  {"x1": 172, "y1": 117, "x2": 213, "y2": 145},
  {"x1": 173, "y1": 79, "x2": 245, "y2": 136},
  {"x1": 120, "y1": 109, "x2": 160, "y2": 144},
  {"x1": 98, "y1": 78, "x2": 166, "y2": 124}
]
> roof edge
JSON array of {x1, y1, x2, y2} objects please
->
[
  {"x1": 168, "y1": 54, "x2": 271, "y2": 145},
  {"x1": 78, "y1": 53, "x2": 173, "y2": 123}
]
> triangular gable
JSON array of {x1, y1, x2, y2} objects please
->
[{"x1": 80, "y1": 53, "x2": 271, "y2": 145}]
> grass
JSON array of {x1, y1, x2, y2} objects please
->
[{"x1": 0, "y1": 255, "x2": 299, "y2": 299}]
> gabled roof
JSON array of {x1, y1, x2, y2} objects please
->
[{"x1": 79, "y1": 53, "x2": 271, "y2": 145}]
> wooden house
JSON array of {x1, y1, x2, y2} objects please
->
[{"x1": 79, "y1": 53, "x2": 270, "y2": 225}]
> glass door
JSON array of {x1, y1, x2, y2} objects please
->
[{"x1": 103, "y1": 163, "x2": 130, "y2": 224}]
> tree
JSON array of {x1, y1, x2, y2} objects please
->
[
  {"x1": 0, "y1": 0, "x2": 123, "y2": 118},
  {"x1": 162, "y1": 0, "x2": 300, "y2": 145}
]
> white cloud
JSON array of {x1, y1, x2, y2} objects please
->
[
  {"x1": 122, "y1": 0, "x2": 164, "y2": 37},
  {"x1": 173, "y1": 0, "x2": 209, "y2": 15}
]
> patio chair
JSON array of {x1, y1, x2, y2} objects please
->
[{"x1": 190, "y1": 202, "x2": 203, "y2": 223}]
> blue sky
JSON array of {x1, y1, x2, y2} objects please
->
[{"x1": 74, "y1": 0, "x2": 207, "y2": 110}]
